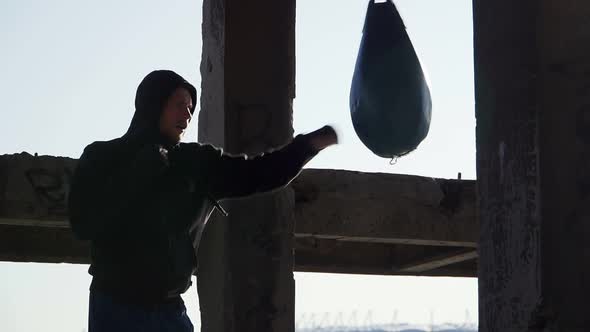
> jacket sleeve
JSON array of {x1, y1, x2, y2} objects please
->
[
  {"x1": 172, "y1": 134, "x2": 319, "y2": 201},
  {"x1": 67, "y1": 142, "x2": 170, "y2": 241}
]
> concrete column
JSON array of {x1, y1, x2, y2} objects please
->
[
  {"x1": 474, "y1": 0, "x2": 590, "y2": 331},
  {"x1": 197, "y1": 1, "x2": 296, "y2": 331}
]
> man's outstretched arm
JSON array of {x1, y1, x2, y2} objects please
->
[{"x1": 171, "y1": 126, "x2": 338, "y2": 201}]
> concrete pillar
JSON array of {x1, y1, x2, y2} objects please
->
[
  {"x1": 474, "y1": 0, "x2": 590, "y2": 331},
  {"x1": 197, "y1": 1, "x2": 296, "y2": 331}
]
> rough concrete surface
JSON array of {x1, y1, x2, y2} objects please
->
[{"x1": 475, "y1": 0, "x2": 590, "y2": 330}]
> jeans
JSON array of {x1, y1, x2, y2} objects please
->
[{"x1": 88, "y1": 290, "x2": 194, "y2": 332}]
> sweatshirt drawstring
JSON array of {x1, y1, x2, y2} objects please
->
[{"x1": 207, "y1": 194, "x2": 228, "y2": 217}]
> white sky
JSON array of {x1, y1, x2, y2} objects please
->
[{"x1": 0, "y1": 0, "x2": 478, "y2": 331}]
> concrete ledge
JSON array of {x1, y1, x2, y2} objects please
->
[
  {"x1": 0, "y1": 225, "x2": 476, "y2": 277},
  {"x1": 292, "y1": 169, "x2": 477, "y2": 247},
  {"x1": 0, "y1": 153, "x2": 478, "y2": 276}
]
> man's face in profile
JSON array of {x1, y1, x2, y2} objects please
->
[{"x1": 160, "y1": 87, "x2": 194, "y2": 143}]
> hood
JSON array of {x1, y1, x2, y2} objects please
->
[{"x1": 124, "y1": 70, "x2": 197, "y2": 147}]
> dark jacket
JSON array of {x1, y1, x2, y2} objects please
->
[{"x1": 67, "y1": 70, "x2": 318, "y2": 303}]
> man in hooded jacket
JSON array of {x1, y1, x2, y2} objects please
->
[{"x1": 67, "y1": 70, "x2": 338, "y2": 332}]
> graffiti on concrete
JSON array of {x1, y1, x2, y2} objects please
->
[{"x1": 25, "y1": 167, "x2": 72, "y2": 217}]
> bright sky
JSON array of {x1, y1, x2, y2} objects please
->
[{"x1": 0, "y1": 0, "x2": 478, "y2": 331}]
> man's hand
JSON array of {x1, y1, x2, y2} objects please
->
[{"x1": 306, "y1": 125, "x2": 339, "y2": 151}]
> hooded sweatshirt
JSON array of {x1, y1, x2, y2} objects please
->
[{"x1": 67, "y1": 70, "x2": 319, "y2": 304}]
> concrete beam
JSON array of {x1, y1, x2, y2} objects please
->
[
  {"x1": 0, "y1": 225, "x2": 476, "y2": 277},
  {"x1": 0, "y1": 153, "x2": 477, "y2": 247},
  {"x1": 0, "y1": 225, "x2": 88, "y2": 264},
  {"x1": 0, "y1": 153, "x2": 478, "y2": 277},
  {"x1": 0, "y1": 152, "x2": 76, "y2": 224},
  {"x1": 397, "y1": 249, "x2": 478, "y2": 274},
  {"x1": 294, "y1": 237, "x2": 476, "y2": 277},
  {"x1": 292, "y1": 169, "x2": 477, "y2": 247}
]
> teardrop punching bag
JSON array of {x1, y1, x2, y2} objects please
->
[{"x1": 350, "y1": 0, "x2": 432, "y2": 158}]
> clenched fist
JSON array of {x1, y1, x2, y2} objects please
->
[{"x1": 305, "y1": 125, "x2": 339, "y2": 151}]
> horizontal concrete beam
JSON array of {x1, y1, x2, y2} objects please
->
[
  {"x1": 292, "y1": 169, "x2": 477, "y2": 247},
  {"x1": 397, "y1": 249, "x2": 478, "y2": 273},
  {"x1": 1, "y1": 153, "x2": 477, "y2": 244},
  {"x1": 294, "y1": 236, "x2": 476, "y2": 277},
  {"x1": 0, "y1": 225, "x2": 476, "y2": 277},
  {"x1": 0, "y1": 153, "x2": 76, "y2": 224},
  {"x1": 0, "y1": 153, "x2": 478, "y2": 276},
  {"x1": 0, "y1": 225, "x2": 89, "y2": 264}
]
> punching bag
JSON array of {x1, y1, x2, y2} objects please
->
[{"x1": 350, "y1": 0, "x2": 432, "y2": 158}]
